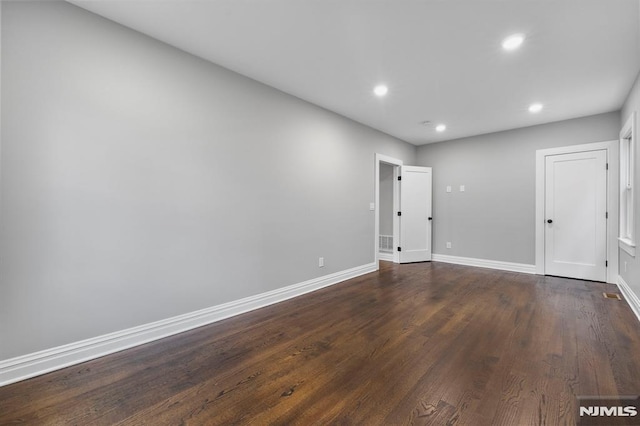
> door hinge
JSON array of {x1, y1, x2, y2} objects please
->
[
  {"x1": 397, "y1": 247, "x2": 402, "y2": 252},
  {"x1": 606, "y1": 260, "x2": 608, "y2": 267},
  {"x1": 397, "y1": 176, "x2": 402, "y2": 181},
  {"x1": 606, "y1": 212, "x2": 608, "y2": 219},
  {"x1": 606, "y1": 163, "x2": 609, "y2": 170},
  {"x1": 397, "y1": 211, "x2": 402, "y2": 216}
]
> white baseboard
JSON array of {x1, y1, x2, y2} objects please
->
[
  {"x1": 378, "y1": 252, "x2": 394, "y2": 261},
  {"x1": 431, "y1": 254, "x2": 536, "y2": 274},
  {"x1": 0, "y1": 262, "x2": 377, "y2": 387},
  {"x1": 617, "y1": 275, "x2": 640, "y2": 324}
]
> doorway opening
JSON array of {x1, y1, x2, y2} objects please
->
[
  {"x1": 375, "y1": 154, "x2": 402, "y2": 267},
  {"x1": 378, "y1": 162, "x2": 396, "y2": 261},
  {"x1": 374, "y1": 154, "x2": 433, "y2": 268}
]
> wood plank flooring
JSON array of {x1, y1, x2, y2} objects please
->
[{"x1": 1, "y1": 261, "x2": 640, "y2": 425}]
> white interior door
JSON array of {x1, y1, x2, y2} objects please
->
[
  {"x1": 544, "y1": 150, "x2": 607, "y2": 281},
  {"x1": 399, "y1": 166, "x2": 432, "y2": 263}
]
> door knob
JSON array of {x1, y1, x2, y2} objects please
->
[
  {"x1": 428, "y1": 217, "x2": 433, "y2": 221},
  {"x1": 547, "y1": 219, "x2": 553, "y2": 224}
]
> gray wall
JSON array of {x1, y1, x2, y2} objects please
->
[
  {"x1": 620, "y1": 70, "x2": 640, "y2": 295},
  {"x1": 0, "y1": 1, "x2": 416, "y2": 360},
  {"x1": 416, "y1": 112, "x2": 621, "y2": 265},
  {"x1": 379, "y1": 163, "x2": 394, "y2": 237}
]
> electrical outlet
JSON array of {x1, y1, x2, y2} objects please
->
[
  {"x1": 446, "y1": 242, "x2": 452, "y2": 249},
  {"x1": 319, "y1": 257, "x2": 324, "y2": 267},
  {"x1": 446, "y1": 186, "x2": 452, "y2": 193}
]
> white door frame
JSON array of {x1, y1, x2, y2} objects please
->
[
  {"x1": 535, "y1": 140, "x2": 618, "y2": 283},
  {"x1": 375, "y1": 153, "x2": 403, "y2": 269}
]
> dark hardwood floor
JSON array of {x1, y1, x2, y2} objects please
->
[{"x1": 1, "y1": 261, "x2": 640, "y2": 425}]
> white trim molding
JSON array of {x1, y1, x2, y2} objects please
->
[
  {"x1": 617, "y1": 275, "x2": 640, "y2": 324},
  {"x1": 378, "y1": 252, "x2": 394, "y2": 261},
  {"x1": 432, "y1": 254, "x2": 536, "y2": 274},
  {"x1": 619, "y1": 237, "x2": 636, "y2": 257},
  {"x1": 535, "y1": 140, "x2": 619, "y2": 284},
  {"x1": 0, "y1": 262, "x2": 377, "y2": 387}
]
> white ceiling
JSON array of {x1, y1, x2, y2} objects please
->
[{"x1": 70, "y1": 0, "x2": 640, "y2": 145}]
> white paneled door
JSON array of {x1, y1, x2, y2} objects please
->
[
  {"x1": 399, "y1": 166, "x2": 432, "y2": 263},
  {"x1": 544, "y1": 150, "x2": 607, "y2": 281}
]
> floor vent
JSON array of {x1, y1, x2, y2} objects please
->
[
  {"x1": 379, "y1": 235, "x2": 393, "y2": 252},
  {"x1": 603, "y1": 292, "x2": 622, "y2": 300}
]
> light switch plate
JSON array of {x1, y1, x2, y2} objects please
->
[
  {"x1": 460, "y1": 185, "x2": 465, "y2": 192},
  {"x1": 369, "y1": 202, "x2": 375, "y2": 211}
]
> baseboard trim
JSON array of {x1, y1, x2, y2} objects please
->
[
  {"x1": 0, "y1": 262, "x2": 377, "y2": 387},
  {"x1": 431, "y1": 254, "x2": 536, "y2": 274},
  {"x1": 378, "y1": 252, "x2": 394, "y2": 261},
  {"x1": 617, "y1": 275, "x2": 640, "y2": 324}
]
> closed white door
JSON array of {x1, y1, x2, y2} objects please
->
[
  {"x1": 544, "y1": 150, "x2": 607, "y2": 281},
  {"x1": 399, "y1": 166, "x2": 432, "y2": 263}
]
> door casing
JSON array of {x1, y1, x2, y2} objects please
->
[{"x1": 535, "y1": 140, "x2": 618, "y2": 283}]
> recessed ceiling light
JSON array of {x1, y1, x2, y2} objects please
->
[
  {"x1": 374, "y1": 85, "x2": 388, "y2": 97},
  {"x1": 529, "y1": 103, "x2": 543, "y2": 113},
  {"x1": 435, "y1": 124, "x2": 446, "y2": 132},
  {"x1": 502, "y1": 33, "x2": 525, "y2": 51}
]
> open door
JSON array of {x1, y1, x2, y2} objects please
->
[{"x1": 399, "y1": 166, "x2": 432, "y2": 263}]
